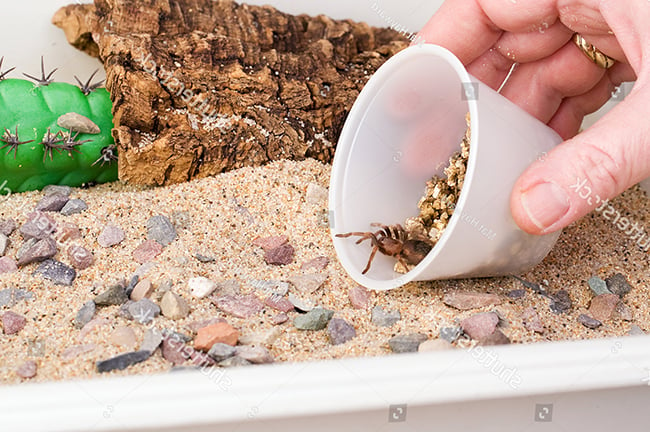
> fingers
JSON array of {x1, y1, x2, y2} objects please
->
[
  {"x1": 498, "y1": 41, "x2": 609, "y2": 123},
  {"x1": 510, "y1": 85, "x2": 650, "y2": 234},
  {"x1": 417, "y1": 0, "x2": 502, "y2": 65},
  {"x1": 547, "y1": 62, "x2": 638, "y2": 138},
  {"x1": 494, "y1": 20, "x2": 573, "y2": 63},
  {"x1": 418, "y1": 0, "x2": 558, "y2": 66},
  {"x1": 465, "y1": 48, "x2": 515, "y2": 90},
  {"x1": 600, "y1": 0, "x2": 650, "y2": 73},
  {"x1": 546, "y1": 75, "x2": 619, "y2": 139}
]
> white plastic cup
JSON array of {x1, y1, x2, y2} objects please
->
[{"x1": 329, "y1": 44, "x2": 563, "y2": 291}]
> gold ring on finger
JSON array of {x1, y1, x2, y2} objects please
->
[{"x1": 572, "y1": 33, "x2": 616, "y2": 69}]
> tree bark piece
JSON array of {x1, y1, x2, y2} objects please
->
[{"x1": 53, "y1": 0, "x2": 408, "y2": 186}]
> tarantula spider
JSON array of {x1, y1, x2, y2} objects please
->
[{"x1": 336, "y1": 223, "x2": 434, "y2": 275}]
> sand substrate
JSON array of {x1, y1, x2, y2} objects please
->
[{"x1": 1, "y1": 158, "x2": 649, "y2": 384}]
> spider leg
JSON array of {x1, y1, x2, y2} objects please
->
[
  {"x1": 336, "y1": 231, "x2": 376, "y2": 245},
  {"x1": 396, "y1": 255, "x2": 410, "y2": 272},
  {"x1": 362, "y1": 245, "x2": 379, "y2": 275}
]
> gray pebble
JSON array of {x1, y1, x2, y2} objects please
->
[
  {"x1": 0, "y1": 256, "x2": 17, "y2": 274},
  {"x1": 478, "y1": 329, "x2": 511, "y2": 346},
  {"x1": 68, "y1": 245, "x2": 94, "y2": 270},
  {"x1": 127, "y1": 299, "x2": 161, "y2": 324},
  {"x1": 234, "y1": 345, "x2": 274, "y2": 364},
  {"x1": 264, "y1": 243, "x2": 295, "y2": 266},
  {"x1": 16, "y1": 360, "x2": 38, "y2": 379},
  {"x1": 388, "y1": 333, "x2": 428, "y2": 353},
  {"x1": 250, "y1": 279, "x2": 289, "y2": 296},
  {"x1": 327, "y1": 318, "x2": 356, "y2": 345},
  {"x1": 74, "y1": 300, "x2": 96, "y2": 329},
  {"x1": 287, "y1": 293, "x2": 316, "y2": 312},
  {"x1": 549, "y1": 290, "x2": 572, "y2": 314},
  {"x1": 218, "y1": 356, "x2": 252, "y2": 368},
  {"x1": 212, "y1": 294, "x2": 264, "y2": 319},
  {"x1": 605, "y1": 273, "x2": 632, "y2": 297},
  {"x1": 147, "y1": 215, "x2": 177, "y2": 246},
  {"x1": 15, "y1": 238, "x2": 37, "y2": 261},
  {"x1": 587, "y1": 276, "x2": 611, "y2": 296},
  {"x1": 294, "y1": 308, "x2": 334, "y2": 331},
  {"x1": 0, "y1": 288, "x2": 34, "y2": 308},
  {"x1": 0, "y1": 219, "x2": 17, "y2": 236},
  {"x1": 34, "y1": 259, "x2": 76, "y2": 286},
  {"x1": 60, "y1": 199, "x2": 88, "y2": 216},
  {"x1": 288, "y1": 273, "x2": 328, "y2": 294},
  {"x1": 35, "y1": 193, "x2": 69, "y2": 212},
  {"x1": 19, "y1": 212, "x2": 57, "y2": 240},
  {"x1": 57, "y1": 112, "x2": 101, "y2": 134},
  {"x1": 0, "y1": 233, "x2": 8, "y2": 256},
  {"x1": 95, "y1": 283, "x2": 129, "y2": 306},
  {"x1": 140, "y1": 328, "x2": 163, "y2": 353},
  {"x1": 207, "y1": 343, "x2": 237, "y2": 362},
  {"x1": 513, "y1": 276, "x2": 545, "y2": 294},
  {"x1": 443, "y1": 291, "x2": 502, "y2": 310},
  {"x1": 125, "y1": 274, "x2": 140, "y2": 298},
  {"x1": 2, "y1": 311, "x2": 27, "y2": 334},
  {"x1": 96, "y1": 351, "x2": 151, "y2": 373},
  {"x1": 439, "y1": 326, "x2": 463, "y2": 343},
  {"x1": 371, "y1": 306, "x2": 401, "y2": 327},
  {"x1": 215, "y1": 279, "x2": 241, "y2": 297},
  {"x1": 43, "y1": 185, "x2": 72, "y2": 197},
  {"x1": 194, "y1": 253, "x2": 215, "y2": 263},
  {"x1": 161, "y1": 329, "x2": 192, "y2": 343},
  {"x1": 461, "y1": 312, "x2": 499, "y2": 340},
  {"x1": 578, "y1": 314, "x2": 602, "y2": 329},
  {"x1": 98, "y1": 225, "x2": 125, "y2": 248},
  {"x1": 17, "y1": 237, "x2": 58, "y2": 267},
  {"x1": 506, "y1": 289, "x2": 526, "y2": 299},
  {"x1": 133, "y1": 262, "x2": 157, "y2": 279},
  {"x1": 628, "y1": 325, "x2": 646, "y2": 336}
]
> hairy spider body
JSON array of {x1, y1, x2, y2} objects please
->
[{"x1": 336, "y1": 223, "x2": 433, "y2": 274}]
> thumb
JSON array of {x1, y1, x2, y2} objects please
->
[{"x1": 510, "y1": 86, "x2": 650, "y2": 235}]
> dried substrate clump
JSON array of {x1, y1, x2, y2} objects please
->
[{"x1": 397, "y1": 114, "x2": 471, "y2": 272}]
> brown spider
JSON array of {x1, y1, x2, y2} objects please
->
[{"x1": 336, "y1": 223, "x2": 433, "y2": 274}]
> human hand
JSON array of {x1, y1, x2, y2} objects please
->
[{"x1": 418, "y1": 0, "x2": 649, "y2": 234}]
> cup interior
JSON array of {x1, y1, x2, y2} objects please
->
[{"x1": 330, "y1": 45, "x2": 475, "y2": 289}]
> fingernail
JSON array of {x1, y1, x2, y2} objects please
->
[{"x1": 520, "y1": 182, "x2": 570, "y2": 232}]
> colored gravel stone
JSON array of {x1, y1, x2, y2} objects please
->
[{"x1": 294, "y1": 308, "x2": 334, "y2": 331}]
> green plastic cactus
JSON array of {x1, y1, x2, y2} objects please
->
[{"x1": 0, "y1": 57, "x2": 117, "y2": 194}]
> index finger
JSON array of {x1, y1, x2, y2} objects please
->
[{"x1": 417, "y1": 0, "x2": 558, "y2": 64}]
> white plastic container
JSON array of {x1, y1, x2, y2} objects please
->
[
  {"x1": 1, "y1": 2, "x2": 648, "y2": 432},
  {"x1": 329, "y1": 44, "x2": 562, "y2": 290}
]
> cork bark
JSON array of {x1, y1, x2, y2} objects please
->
[{"x1": 53, "y1": 0, "x2": 408, "y2": 186}]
